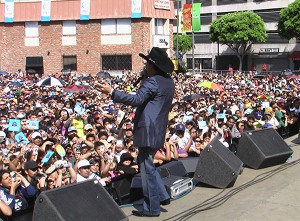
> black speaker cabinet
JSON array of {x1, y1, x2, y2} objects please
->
[
  {"x1": 178, "y1": 157, "x2": 199, "y2": 175},
  {"x1": 236, "y1": 128, "x2": 293, "y2": 169},
  {"x1": 157, "y1": 160, "x2": 188, "y2": 178},
  {"x1": 33, "y1": 179, "x2": 128, "y2": 221},
  {"x1": 193, "y1": 138, "x2": 243, "y2": 188}
]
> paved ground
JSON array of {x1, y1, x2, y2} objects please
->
[{"x1": 121, "y1": 134, "x2": 300, "y2": 221}]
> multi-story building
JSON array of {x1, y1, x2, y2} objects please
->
[
  {"x1": 174, "y1": 0, "x2": 300, "y2": 73},
  {"x1": 0, "y1": 0, "x2": 174, "y2": 75}
]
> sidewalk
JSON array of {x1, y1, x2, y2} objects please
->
[{"x1": 121, "y1": 135, "x2": 300, "y2": 221}]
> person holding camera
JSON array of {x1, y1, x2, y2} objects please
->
[
  {"x1": 0, "y1": 169, "x2": 37, "y2": 213},
  {"x1": 55, "y1": 109, "x2": 70, "y2": 137},
  {"x1": 76, "y1": 159, "x2": 110, "y2": 186},
  {"x1": 64, "y1": 113, "x2": 89, "y2": 139}
]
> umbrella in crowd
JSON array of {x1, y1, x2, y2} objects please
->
[
  {"x1": 64, "y1": 84, "x2": 87, "y2": 93},
  {"x1": 0, "y1": 71, "x2": 7, "y2": 75},
  {"x1": 258, "y1": 94, "x2": 271, "y2": 100},
  {"x1": 36, "y1": 77, "x2": 66, "y2": 87},
  {"x1": 183, "y1": 93, "x2": 206, "y2": 102},
  {"x1": 287, "y1": 74, "x2": 300, "y2": 79},
  {"x1": 10, "y1": 81, "x2": 21, "y2": 87},
  {"x1": 78, "y1": 76, "x2": 93, "y2": 81},
  {"x1": 96, "y1": 71, "x2": 111, "y2": 79},
  {"x1": 197, "y1": 81, "x2": 224, "y2": 91}
]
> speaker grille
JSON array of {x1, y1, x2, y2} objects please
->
[
  {"x1": 193, "y1": 138, "x2": 243, "y2": 188},
  {"x1": 237, "y1": 129, "x2": 293, "y2": 169},
  {"x1": 33, "y1": 179, "x2": 128, "y2": 221}
]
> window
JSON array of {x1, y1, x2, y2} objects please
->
[
  {"x1": 101, "y1": 19, "x2": 131, "y2": 34},
  {"x1": 26, "y1": 56, "x2": 43, "y2": 76},
  {"x1": 26, "y1": 56, "x2": 43, "y2": 67},
  {"x1": 173, "y1": 0, "x2": 182, "y2": 9},
  {"x1": 201, "y1": 15, "x2": 212, "y2": 26},
  {"x1": 264, "y1": 33, "x2": 289, "y2": 44},
  {"x1": 194, "y1": 34, "x2": 212, "y2": 43},
  {"x1": 255, "y1": 11, "x2": 280, "y2": 23},
  {"x1": 25, "y1": 22, "x2": 39, "y2": 37},
  {"x1": 186, "y1": 58, "x2": 212, "y2": 70},
  {"x1": 155, "y1": 19, "x2": 166, "y2": 35},
  {"x1": 217, "y1": 0, "x2": 246, "y2": 5},
  {"x1": 63, "y1": 55, "x2": 77, "y2": 71},
  {"x1": 186, "y1": 0, "x2": 212, "y2": 7},
  {"x1": 102, "y1": 55, "x2": 132, "y2": 70},
  {"x1": 202, "y1": 59, "x2": 212, "y2": 69},
  {"x1": 62, "y1": 21, "x2": 76, "y2": 36}
]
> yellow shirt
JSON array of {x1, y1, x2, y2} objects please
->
[{"x1": 72, "y1": 118, "x2": 85, "y2": 139}]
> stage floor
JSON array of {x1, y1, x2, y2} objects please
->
[{"x1": 121, "y1": 134, "x2": 300, "y2": 221}]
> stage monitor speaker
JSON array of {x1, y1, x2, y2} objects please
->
[
  {"x1": 33, "y1": 179, "x2": 128, "y2": 221},
  {"x1": 236, "y1": 128, "x2": 293, "y2": 169},
  {"x1": 193, "y1": 138, "x2": 243, "y2": 188},
  {"x1": 157, "y1": 160, "x2": 188, "y2": 178},
  {"x1": 178, "y1": 157, "x2": 199, "y2": 175}
]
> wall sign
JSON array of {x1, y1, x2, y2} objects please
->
[{"x1": 259, "y1": 48, "x2": 279, "y2": 53}]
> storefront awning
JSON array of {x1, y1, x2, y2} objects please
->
[{"x1": 289, "y1": 51, "x2": 300, "y2": 61}]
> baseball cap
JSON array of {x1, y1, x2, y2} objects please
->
[
  {"x1": 264, "y1": 111, "x2": 271, "y2": 116},
  {"x1": 186, "y1": 111, "x2": 193, "y2": 116},
  {"x1": 176, "y1": 123, "x2": 185, "y2": 131},
  {"x1": 24, "y1": 160, "x2": 40, "y2": 170},
  {"x1": 84, "y1": 124, "x2": 93, "y2": 131},
  {"x1": 77, "y1": 159, "x2": 91, "y2": 169},
  {"x1": 32, "y1": 132, "x2": 42, "y2": 139},
  {"x1": 17, "y1": 113, "x2": 26, "y2": 119},
  {"x1": 0, "y1": 131, "x2": 6, "y2": 138},
  {"x1": 68, "y1": 126, "x2": 77, "y2": 132}
]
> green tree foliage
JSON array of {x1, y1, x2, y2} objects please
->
[
  {"x1": 173, "y1": 34, "x2": 193, "y2": 58},
  {"x1": 210, "y1": 11, "x2": 267, "y2": 71},
  {"x1": 278, "y1": 0, "x2": 300, "y2": 40}
]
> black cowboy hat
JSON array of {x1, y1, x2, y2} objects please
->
[{"x1": 139, "y1": 47, "x2": 174, "y2": 74}]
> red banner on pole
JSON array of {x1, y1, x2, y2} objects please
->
[{"x1": 183, "y1": 4, "x2": 192, "y2": 32}]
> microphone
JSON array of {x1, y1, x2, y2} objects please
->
[
  {"x1": 132, "y1": 76, "x2": 143, "y2": 88},
  {"x1": 132, "y1": 70, "x2": 146, "y2": 88}
]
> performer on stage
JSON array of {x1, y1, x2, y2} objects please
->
[{"x1": 97, "y1": 47, "x2": 175, "y2": 217}]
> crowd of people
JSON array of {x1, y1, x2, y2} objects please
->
[{"x1": 0, "y1": 67, "x2": 299, "y2": 219}]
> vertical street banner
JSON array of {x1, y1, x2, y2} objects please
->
[
  {"x1": 41, "y1": 0, "x2": 51, "y2": 22},
  {"x1": 132, "y1": 0, "x2": 142, "y2": 18},
  {"x1": 80, "y1": 0, "x2": 90, "y2": 20},
  {"x1": 4, "y1": 0, "x2": 14, "y2": 23},
  {"x1": 178, "y1": 10, "x2": 183, "y2": 34},
  {"x1": 192, "y1": 3, "x2": 201, "y2": 32},
  {"x1": 183, "y1": 4, "x2": 192, "y2": 32}
]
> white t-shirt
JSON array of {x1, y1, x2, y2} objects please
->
[
  {"x1": 169, "y1": 133, "x2": 195, "y2": 150},
  {"x1": 76, "y1": 172, "x2": 106, "y2": 186}
]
